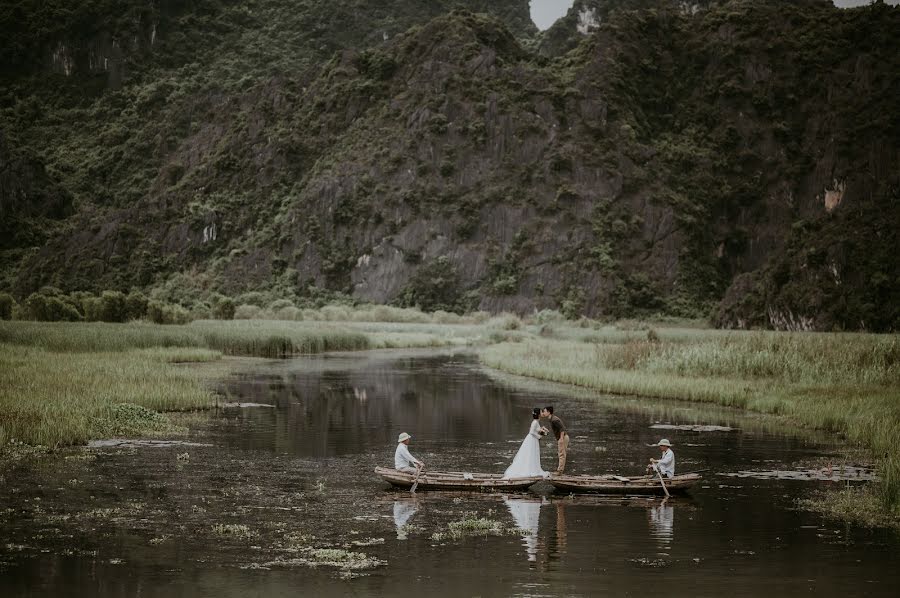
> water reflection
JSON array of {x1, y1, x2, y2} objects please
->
[
  {"x1": 217, "y1": 354, "x2": 532, "y2": 459},
  {"x1": 500, "y1": 497, "x2": 573, "y2": 570},
  {"x1": 504, "y1": 496, "x2": 546, "y2": 562},
  {"x1": 647, "y1": 499, "x2": 674, "y2": 550},
  {"x1": 4, "y1": 351, "x2": 900, "y2": 597},
  {"x1": 393, "y1": 497, "x2": 419, "y2": 540},
  {"x1": 553, "y1": 501, "x2": 568, "y2": 558}
]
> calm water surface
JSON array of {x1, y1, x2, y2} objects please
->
[{"x1": 1, "y1": 350, "x2": 897, "y2": 596}]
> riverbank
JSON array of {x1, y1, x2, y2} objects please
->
[
  {"x1": 0, "y1": 319, "x2": 491, "y2": 449},
  {"x1": 479, "y1": 330, "x2": 900, "y2": 525}
]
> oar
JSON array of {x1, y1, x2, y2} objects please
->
[
  {"x1": 655, "y1": 467, "x2": 670, "y2": 498},
  {"x1": 410, "y1": 465, "x2": 423, "y2": 494}
]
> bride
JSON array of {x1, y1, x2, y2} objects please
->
[{"x1": 503, "y1": 407, "x2": 550, "y2": 479}]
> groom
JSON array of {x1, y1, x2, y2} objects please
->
[{"x1": 541, "y1": 406, "x2": 569, "y2": 475}]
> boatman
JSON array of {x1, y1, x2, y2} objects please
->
[
  {"x1": 395, "y1": 432, "x2": 424, "y2": 474},
  {"x1": 647, "y1": 439, "x2": 675, "y2": 478}
]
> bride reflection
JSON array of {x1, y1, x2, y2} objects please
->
[
  {"x1": 647, "y1": 498, "x2": 674, "y2": 549},
  {"x1": 393, "y1": 496, "x2": 419, "y2": 540},
  {"x1": 503, "y1": 496, "x2": 547, "y2": 562}
]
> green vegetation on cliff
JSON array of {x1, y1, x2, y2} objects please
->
[{"x1": 0, "y1": 0, "x2": 897, "y2": 330}]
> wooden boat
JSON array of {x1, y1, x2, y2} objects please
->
[
  {"x1": 549, "y1": 472, "x2": 702, "y2": 495},
  {"x1": 375, "y1": 467, "x2": 543, "y2": 491}
]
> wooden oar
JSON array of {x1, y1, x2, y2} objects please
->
[
  {"x1": 410, "y1": 465, "x2": 424, "y2": 494},
  {"x1": 655, "y1": 467, "x2": 670, "y2": 498}
]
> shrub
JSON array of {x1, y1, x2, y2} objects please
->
[
  {"x1": 320, "y1": 305, "x2": 351, "y2": 321},
  {"x1": 82, "y1": 297, "x2": 103, "y2": 321},
  {"x1": 68, "y1": 291, "x2": 94, "y2": 315},
  {"x1": 275, "y1": 306, "x2": 301, "y2": 320},
  {"x1": 169, "y1": 304, "x2": 191, "y2": 325},
  {"x1": 24, "y1": 293, "x2": 81, "y2": 321},
  {"x1": 23, "y1": 293, "x2": 47, "y2": 320},
  {"x1": 0, "y1": 293, "x2": 15, "y2": 320},
  {"x1": 147, "y1": 300, "x2": 191, "y2": 325},
  {"x1": 125, "y1": 292, "x2": 149, "y2": 321},
  {"x1": 395, "y1": 256, "x2": 467, "y2": 313},
  {"x1": 189, "y1": 301, "x2": 212, "y2": 320},
  {"x1": 146, "y1": 300, "x2": 167, "y2": 324},
  {"x1": 99, "y1": 290, "x2": 127, "y2": 322},
  {"x1": 212, "y1": 296, "x2": 236, "y2": 320},
  {"x1": 268, "y1": 299, "x2": 296, "y2": 312},
  {"x1": 234, "y1": 304, "x2": 261, "y2": 319},
  {"x1": 487, "y1": 312, "x2": 522, "y2": 330},
  {"x1": 534, "y1": 309, "x2": 565, "y2": 324},
  {"x1": 236, "y1": 291, "x2": 268, "y2": 307}
]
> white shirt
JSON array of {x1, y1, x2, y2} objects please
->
[
  {"x1": 394, "y1": 442, "x2": 420, "y2": 470},
  {"x1": 654, "y1": 449, "x2": 675, "y2": 478}
]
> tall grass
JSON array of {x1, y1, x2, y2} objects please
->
[
  {"x1": 480, "y1": 333, "x2": 900, "y2": 513},
  {"x1": 0, "y1": 320, "x2": 370, "y2": 357},
  {"x1": 189, "y1": 320, "x2": 369, "y2": 357},
  {"x1": 0, "y1": 344, "x2": 220, "y2": 447},
  {"x1": 0, "y1": 320, "x2": 369, "y2": 449},
  {"x1": 232, "y1": 302, "x2": 493, "y2": 325},
  {"x1": 0, "y1": 318, "x2": 476, "y2": 449},
  {"x1": 0, "y1": 321, "x2": 198, "y2": 352}
]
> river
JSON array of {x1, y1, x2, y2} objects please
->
[{"x1": 0, "y1": 349, "x2": 896, "y2": 596}]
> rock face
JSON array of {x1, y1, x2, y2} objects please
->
[
  {"x1": 0, "y1": 131, "x2": 72, "y2": 250},
  {"x1": 0, "y1": 0, "x2": 897, "y2": 330}
]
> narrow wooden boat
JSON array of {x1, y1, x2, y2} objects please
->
[
  {"x1": 549, "y1": 473, "x2": 702, "y2": 495},
  {"x1": 375, "y1": 467, "x2": 543, "y2": 491}
]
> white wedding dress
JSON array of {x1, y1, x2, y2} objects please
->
[
  {"x1": 503, "y1": 420, "x2": 549, "y2": 479},
  {"x1": 504, "y1": 497, "x2": 543, "y2": 562}
]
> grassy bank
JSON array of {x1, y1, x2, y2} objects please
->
[
  {"x1": 0, "y1": 320, "x2": 371, "y2": 357},
  {"x1": 480, "y1": 332, "x2": 900, "y2": 517},
  {"x1": 0, "y1": 318, "x2": 484, "y2": 450},
  {"x1": 0, "y1": 344, "x2": 222, "y2": 447}
]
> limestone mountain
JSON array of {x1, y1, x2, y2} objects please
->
[{"x1": 1, "y1": 0, "x2": 897, "y2": 330}]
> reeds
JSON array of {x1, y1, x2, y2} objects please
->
[
  {"x1": 0, "y1": 320, "x2": 374, "y2": 448},
  {"x1": 0, "y1": 320, "x2": 371, "y2": 357},
  {"x1": 0, "y1": 344, "x2": 219, "y2": 447},
  {"x1": 481, "y1": 332, "x2": 900, "y2": 513},
  {"x1": 189, "y1": 320, "x2": 369, "y2": 357},
  {"x1": 232, "y1": 302, "x2": 492, "y2": 324}
]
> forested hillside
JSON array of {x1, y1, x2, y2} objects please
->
[{"x1": 1, "y1": 0, "x2": 897, "y2": 330}]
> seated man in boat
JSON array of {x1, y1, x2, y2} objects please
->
[
  {"x1": 395, "y1": 432, "x2": 425, "y2": 474},
  {"x1": 647, "y1": 439, "x2": 675, "y2": 478}
]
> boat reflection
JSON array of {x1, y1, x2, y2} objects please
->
[{"x1": 537, "y1": 495, "x2": 681, "y2": 566}]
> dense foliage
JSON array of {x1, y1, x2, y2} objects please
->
[{"x1": 0, "y1": 0, "x2": 897, "y2": 330}]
